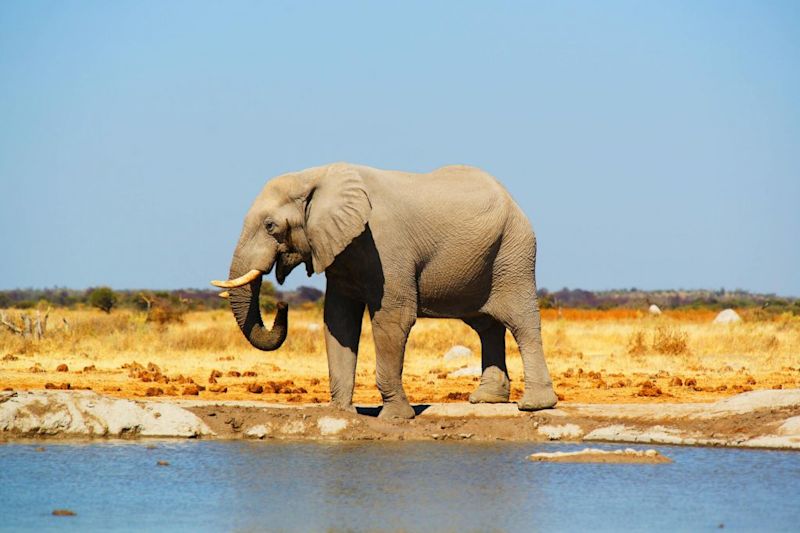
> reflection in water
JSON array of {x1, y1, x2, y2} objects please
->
[{"x1": 1, "y1": 441, "x2": 799, "y2": 532}]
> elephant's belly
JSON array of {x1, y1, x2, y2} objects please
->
[{"x1": 416, "y1": 263, "x2": 493, "y2": 318}]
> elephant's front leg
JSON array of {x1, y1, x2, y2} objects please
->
[
  {"x1": 370, "y1": 305, "x2": 416, "y2": 419},
  {"x1": 323, "y1": 287, "x2": 365, "y2": 413}
]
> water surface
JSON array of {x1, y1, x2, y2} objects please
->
[{"x1": 1, "y1": 441, "x2": 798, "y2": 532}]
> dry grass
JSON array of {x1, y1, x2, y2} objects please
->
[{"x1": 1, "y1": 307, "x2": 798, "y2": 405}]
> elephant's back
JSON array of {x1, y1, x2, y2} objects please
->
[
  {"x1": 360, "y1": 164, "x2": 520, "y2": 248},
  {"x1": 360, "y1": 164, "x2": 513, "y2": 226},
  {"x1": 359, "y1": 164, "x2": 528, "y2": 314}
]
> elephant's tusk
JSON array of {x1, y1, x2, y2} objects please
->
[
  {"x1": 210, "y1": 269, "x2": 263, "y2": 289},
  {"x1": 218, "y1": 291, "x2": 230, "y2": 299}
]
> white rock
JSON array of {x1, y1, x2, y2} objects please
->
[
  {"x1": 741, "y1": 435, "x2": 800, "y2": 449},
  {"x1": 443, "y1": 345, "x2": 473, "y2": 361},
  {"x1": 713, "y1": 308, "x2": 741, "y2": 324},
  {"x1": 777, "y1": 416, "x2": 800, "y2": 436},
  {"x1": 317, "y1": 417, "x2": 348, "y2": 436},
  {"x1": 584, "y1": 424, "x2": 687, "y2": 445},
  {"x1": 245, "y1": 424, "x2": 271, "y2": 439},
  {"x1": 0, "y1": 391, "x2": 213, "y2": 438},
  {"x1": 698, "y1": 389, "x2": 800, "y2": 417},
  {"x1": 583, "y1": 424, "x2": 629, "y2": 441},
  {"x1": 537, "y1": 423, "x2": 583, "y2": 440},
  {"x1": 448, "y1": 366, "x2": 482, "y2": 378},
  {"x1": 648, "y1": 304, "x2": 662, "y2": 315}
]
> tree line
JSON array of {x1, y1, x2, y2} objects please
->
[
  {"x1": 537, "y1": 287, "x2": 799, "y2": 315},
  {"x1": 0, "y1": 283, "x2": 324, "y2": 313},
  {"x1": 1, "y1": 285, "x2": 797, "y2": 316}
]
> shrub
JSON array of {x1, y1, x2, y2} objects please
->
[
  {"x1": 88, "y1": 287, "x2": 117, "y2": 314},
  {"x1": 626, "y1": 330, "x2": 647, "y2": 356},
  {"x1": 652, "y1": 326, "x2": 689, "y2": 355},
  {"x1": 626, "y1": 326, "x2": 688, "y2": 356},
  {"x1": 538, "y1": 289, "x2": 556, "y2": 309},
  {"x1": 140, "y1": 292, "x2": 186, "y2": 325}
]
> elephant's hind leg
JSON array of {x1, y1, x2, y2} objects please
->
[
  {"x1": 324, "y1": 286, "x2": 365, "y2": 413},
  {"x1": 463, "y1": 317, "x2": 510, "y2": 404},
  {"x1": 488, "y1": 295, "x2": 557, "y2": 411},
  {"x1": 506, "y1": 300, "x2": 558, "y2": 411}
]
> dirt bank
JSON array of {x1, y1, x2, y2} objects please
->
[{"x1": 2, "y1": 389, "x2": 799, "y2": 449}]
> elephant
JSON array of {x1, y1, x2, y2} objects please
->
[{"x1": 211, "y1": 162, "x2": 557, "y2": 418}]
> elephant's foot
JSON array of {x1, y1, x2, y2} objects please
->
[
  {"x1": 469, "y1": 366, "x2": 510, "y2": 404},
  {"x1": 378, "y1": 399, "x2": 415, "y2": 419},
  {"x1": 517, "y1": 384, "x2": 558, "y2": 411},
  {"x1": 330, "y1": 401, "x2": 357, "y2": 414}
]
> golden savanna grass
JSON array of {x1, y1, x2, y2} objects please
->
[{"x1": 1, "y1": 306, "x2": 798, "y2": 404}]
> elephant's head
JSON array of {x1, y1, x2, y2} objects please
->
[{"x1": 211, "y1": 163, "x2": 371, "y2": 351}]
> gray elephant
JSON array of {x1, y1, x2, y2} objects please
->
[{"x1": 212, "y1": 163, "x2": 557, "y2": 418}]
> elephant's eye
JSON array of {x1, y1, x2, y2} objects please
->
[{"x1": 265, "y1": 220, "x2": 277, "y2": 233}]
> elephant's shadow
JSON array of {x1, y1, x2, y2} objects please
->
[{"x1": 356, "y1": 405, "x2": 431, "y2": 417}]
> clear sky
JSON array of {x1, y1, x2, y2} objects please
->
[{"x1": 1, "y1": 1, "x2": 798, "y2": 295}]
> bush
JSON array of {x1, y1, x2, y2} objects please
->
[
  {"x1": 260, "y1": 281, "x2": 277, "y2": 312},
  {"x1": 652, "y1": 326, "x2": 689, "y2": 355},
  {"x1": 626, "y1": 330, "x2": 647, "y2": 356},
  {"x1": 88, "y1": 287, "x2": 117, "y2": 313},
  {"x1": 139, "y1": 292, "x2": 186, "y2": 325},
  {"x1": 626, "y1": 326, "x2": 688, "y2": 356},
  {"x1": 538, "y1": 289, "x2": 555, "y2": 309}
]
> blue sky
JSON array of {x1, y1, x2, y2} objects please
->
[{"x1": 1, "y1": 1, "x2": 798, "y2": 295}]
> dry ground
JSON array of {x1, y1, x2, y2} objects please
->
[{"x1": 1, "y1": 306, "x2": 798, "y2": 405}]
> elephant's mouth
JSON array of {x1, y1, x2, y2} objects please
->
[{"x1": 275, "y1": 251, "x2": 308, "y2": 285}]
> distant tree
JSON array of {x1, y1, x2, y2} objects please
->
[
  {"x1": 537, "y1": 289, "x2": 555, "y2": 309},
  {"x1": 296, "y1": 286, "x2": 323, "y2": 303},
  {"x1": 88, "y1": 287, "x2": 117, "y2": 313}
]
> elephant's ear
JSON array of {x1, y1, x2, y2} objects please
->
[{"x1": 305, "y1": 165, "x2": 371, "y2": 273}]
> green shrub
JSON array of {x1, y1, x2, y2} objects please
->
[{"x1": 260, "y1": 281, "x2": 277, "y2": 312}]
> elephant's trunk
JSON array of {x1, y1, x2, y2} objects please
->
[{"x1": 226, "y1": 263, "x2": 288, "y2": 351}]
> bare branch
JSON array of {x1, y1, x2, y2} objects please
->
[
  {"x1": 0, "y1": 312, "x2": 22, "y2": 335},
  {"x1": 139, "y1": 292, "x2": 153, "y2": 313},
  {"x1": 22, "y1": 315, "x2": 32, "y2": 339},
  {"x1": 42, "y1": 307, "x2": 51, "y2": 337}
]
